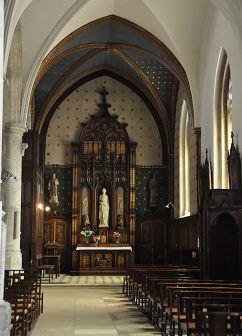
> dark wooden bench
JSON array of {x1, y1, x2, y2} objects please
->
[
  {"x1": 196, "y1": 310, "x2": 242, "y2": 336},
  {"x1": 4, "y1": 269, "x2": 44, "y2": 336},
  {"x1": 167, "y1": 286, "x2": 242, "y2": 336}
]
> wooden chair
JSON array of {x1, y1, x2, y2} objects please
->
[
  {"x1": 195, "y1": 311, "x2": 242, "y2": 336},
  {"x1": 4, "y1": 269, "x2": 44, "y2": 336},
  {"x1": 35, "y1": 257, "x2": 55, "y2": 283},
  {"x1": 41, "y1": 254, "x2": 61, "y2": 278}
]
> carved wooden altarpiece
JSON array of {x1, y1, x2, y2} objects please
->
[{"x1": 71, "y1": 88, "x2": 136, "y2": 271}]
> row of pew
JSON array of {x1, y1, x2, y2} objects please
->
[
  {"x1": 123, "y1": 265, "x2": 242, "y2": 335},
  {"x1": 4, "y1": 269, "x2": 44, "y2": 336}
]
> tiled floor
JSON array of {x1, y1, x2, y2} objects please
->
[
  {"x1": 31, "y1": 276, "x2": 160, "y2": 336},
  {"x1": 43, "y1": 274, "x2": 125, "y2": 286}
]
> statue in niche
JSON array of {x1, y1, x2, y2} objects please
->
[
  {"x1": 99, "y1": 188, "x2": 109, "y2": 228},
  {"x1": 82, "y1": 191, "x2": 89, "y2": 216},
  {"x1": 82, "y1": 214, "x2": 90, "y2": 229},
  {"x1": 117, "y1": 214, "x2": 124, "y2": 230},
  {"x1": 199, "y1": 149, "x2": 210, "y2": 203},
  {"x1": 48, "y1": 173, "x2": 59, "y2": 206},
  {"x1": 228, "y1": 132, "x2": 241, "y2": 189},
  {"x1": 148, "y1": 173, "x2": 159, "y2": 208}
]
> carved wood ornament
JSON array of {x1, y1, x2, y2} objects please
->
[{"x1": 71, "y1": 87, "x2": 136, "y2": 269}]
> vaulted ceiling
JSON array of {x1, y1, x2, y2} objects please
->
[
  {"x1": 33, "y1": 15, "x2": 181, "y2": 135},
  {"x1": 5, "y1": 0, "x2": 242, "y2": 128}
]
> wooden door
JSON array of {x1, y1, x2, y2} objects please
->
[
  {"x1": 136, "y1": 216, "x2": 166, "y2": 264},
  {"x1": 43, "y1": 216, "x2": 70, "y2": 272}
]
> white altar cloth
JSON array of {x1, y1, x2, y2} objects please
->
[{"x1": 76, "y1": 246, "x2": 132, "y2": 251}]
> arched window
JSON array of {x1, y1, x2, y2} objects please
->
[
  {"x1": 227, "y1": 78, "x2": 232, "y2": 145},
  {"x1": 214, "y1": 49, "x2": 232, "y2": 189},
  {"x1": 179, "y1": 100, "x2": 190, "y2": 217}
]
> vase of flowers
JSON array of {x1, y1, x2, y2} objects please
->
[
  {"x1": 92, "y1": 234, "x2": 100, "y2": 245},
  {"x1": 112, "y1": 231, "x2": 121, "y2": 243},
  {"x1": 80, "y1": 229, "x2": 94, "y2": 244}
]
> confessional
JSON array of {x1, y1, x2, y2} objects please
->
[
  {"x1": 201, "y1": 189, "x2": 242, "y2": 280},
  {"x1": 200, "y1": 138, "x2": 242, "y2": 280}
]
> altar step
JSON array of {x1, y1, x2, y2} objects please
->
[
  {"x1": 42, "y1": 274, "x2": 124, "y2": 286},
  {"x1": 69, "y1": 267, "x2": 127, "y2": 275}
]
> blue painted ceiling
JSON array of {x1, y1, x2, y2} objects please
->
[{"x1": 34, "y1": 18, "x2": 177, "y2": 123}]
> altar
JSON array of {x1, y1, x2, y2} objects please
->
[
  {"x1": 75, "y1": 244, "x2": 132, "y2": 274},
  {"x1": 70, "y1": 89, "x2": 136, "y2": 274}
]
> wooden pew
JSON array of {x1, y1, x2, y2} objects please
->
[
  {"x1": 166, "y1": 286, "x2": 242, "y2": 336},
  {"x1": 196, "y1": 310, "x2": 242, "y2": 336},
  {"x1": 123, "y1": 265, "x2": 201, "y2": 332},
  {"x1": 142, "y1": 279, "x2": 219, "y2": 324},
  {"x1": 126, "y1": 266, "x2": 199, "y2": 302},
  {"x1": 4, "y1": 269, "x2": 44, "y2": 336},
  {"x1": 185, "y1": 301, "x2": 242, "y2": 335},
  {"x1": 150, "y1": 280, "x2": 242, "y2": 333},
  {"x1": 124, "y1": 265, "x2": 180, "y2": 297}
]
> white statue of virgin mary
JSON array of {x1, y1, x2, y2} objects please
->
[{"x1": 99, "y1": 188, "x2": 109, "y2": 228}]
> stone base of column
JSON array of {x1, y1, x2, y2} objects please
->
[
  {"x1": 0, "y1": 300, "x2": 12, "y2": 336},
  {"x1": 5, "y1": 250, "x2": 22, "y2": 270}
]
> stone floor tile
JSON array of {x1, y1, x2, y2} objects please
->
[{"x1": 31, "y1": 276, "x2": 159, "y2": 336}]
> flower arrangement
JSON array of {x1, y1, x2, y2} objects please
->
[
  {"x1": 80, "y1": 229, "x2": 94, "y2": 243},
  {"x1": 112, "y1": 231, "x2": 121, "y2": 240},
  {"x1": 92, "y1": 235, "x2": 100, "y2": 243},
  {"x1": 80, "y1": 229, "x2": 94, "y2": 238}
]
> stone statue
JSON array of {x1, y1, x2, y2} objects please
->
[
  {"x1": 148, "y1": 173, "x2": 159, "y2": 207},
  {"x1": 117, "y1": 214, "x2": 124, "y2": 229},
  {"x1": 228, "y1": 132, "x2": 241, "y2": 189},
  {"x1": 48, "y1": 173, "x2": 59, "y2": 205},
  {"x1": 82, "y1": 214, "x2": 90, "y2": 229},
  {"x1": 199, "y1": 149, "x2": 210, "y2": 204},
  {"x1": 99, "y1": 188, "x2": 109, "y2": 228}
]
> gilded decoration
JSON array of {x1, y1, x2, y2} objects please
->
[{"x1": 71, "y1": 87, "x2": 135, "y2": 270}]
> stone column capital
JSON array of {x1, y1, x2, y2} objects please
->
[
  {"x1": 21, "y1": 143, "x2": 28, "y2": 156},
  {"x1": 3, "y1": 122, "x2": 27, "y2": 135},
  {"x1": 2, "y1": 122, "x2": 28, "y2": 161}
]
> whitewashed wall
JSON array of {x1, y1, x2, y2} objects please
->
[{"x1": 199, "y1": 9, "x2": 242, "y2": 170}]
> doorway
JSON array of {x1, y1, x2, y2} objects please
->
[{"x1": 209, "y1": 213, "x2": 239, "y2": 280}]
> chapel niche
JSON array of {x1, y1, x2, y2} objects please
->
[{"x1": 71, "y1": 87, "x2": 136, "y2": 269}]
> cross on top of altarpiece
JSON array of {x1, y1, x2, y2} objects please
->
[{"x1": 98, "y1": 87, "x2": 112, "y2": 116}]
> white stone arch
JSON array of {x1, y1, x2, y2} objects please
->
[{"x1": 20, "y1": 0, "x2": 90, "y2": 126}]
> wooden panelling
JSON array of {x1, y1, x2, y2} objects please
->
[
  {"x1": 20, "y1": 205, "x2": 32, "y2": 268},
  {"x1": 135, "y1": 214, "x2": 166, "y2": 264},
  {"x1": 21, "y1": 131, "x2": 44, "y2": 268},
  {"x1": 169, "y1": 215, "x2": 198, "y2": 249},
  {"x1": 168, "y1": 214, "x2": 199, "y2": 266},
  {"x1": 43, "y1": 216, "x2": 70, "y2": 272}
]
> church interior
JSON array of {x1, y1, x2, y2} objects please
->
[{"x1": 2, "y1": 1, "x2": 242, "y2": 335}]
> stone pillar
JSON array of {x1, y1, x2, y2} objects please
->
[
  {"x1": 2, "y1": 122, "x2": 27, "y2": 270},
  {"x1": 0, "y1": 205, "x2": 12, "y2": 336},
  {"x1": 0, "y1": 300, "x2": 11, "y2": 336},
  {"x1": 1, "y1": 1, "x2": 12, "y2": 335}
]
